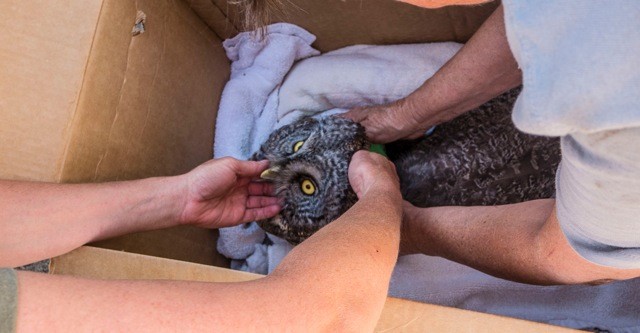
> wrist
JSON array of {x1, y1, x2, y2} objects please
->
[
  {"x1": 363, "y1": 185, "x2": 403, "y2": 216},
  {"x1": 397, "y1": 90, "x2": 438, "y2": 133},
  {"x1": 165, "y1": 174, "x2": 193, "y2": 226},
  {"x1": 400, "y1": 204, "x2": 420, "y2": 255},
  {"x1": 139, "y1": 175, "x2": 188, "y2": 228},
  {"x1": 91, "y1": 176, "x2": 186, "y2": 242},
  {"x1": 401, "y1": 204, "x2": 439, "y2": 256}
]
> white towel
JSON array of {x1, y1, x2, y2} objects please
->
[
  {"x1": 278, "y1": 42, "x2": 462, "y2": 120},
  {"x1": 213, "y1": 23, "x2": 319, "y2": 161},
  {"x1": 214, "y1": 23, "x2": 319, "y2": 265},
  {"x1": 213, "y1": 24, "x2": 640, "y2": 332}
]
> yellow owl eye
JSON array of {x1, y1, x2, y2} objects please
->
[
  {"x1": 300, "y1": 179, "x2": 316, "y2": 195},
  {"x1": 293, "y1": 140, "x2": 305, "y2": 153}
]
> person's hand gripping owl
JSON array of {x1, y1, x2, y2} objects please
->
[{"x1": 177, "y1": 158, "x2": 281, "y2": 228}]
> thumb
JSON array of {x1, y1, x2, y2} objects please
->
[
  {"x1": 234, "y1": 160, "x2": 270, "y2": 177},
  {"x1": 340, "y1": 108, "x2": 366, "y2": 122},
  {"x1": 406, "y1": 131, "x2": 425, "y2": 140}
]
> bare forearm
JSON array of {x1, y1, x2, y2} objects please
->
[
  {"x1": 16, "y1": 187, "x2": 403, "y2": 332},
  {"x1": 16, "y1": 270, "x2": 297, "y2": 332},
  {"x1": 271, "y1": 187, "x2": 403, "y2": 330},
  {"x1": 277, "y1": 189, "x2": 402, "y2": 277},
  {"x1": 404, "y1": 199, "x2": 640, "y2": 285},
  {"x1": 0, "y1": 178, "x2": 184, "y2": 266},
  {"x1": 402, "y1": 5, "x2": 521, "y2": 128},
  {"x1": 406, "y1": 199, "x2": 558, "y2": 284}
]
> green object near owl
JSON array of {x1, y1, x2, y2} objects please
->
[{"x1": 368, "y1": 144, "x2": 387, "y2": 157}]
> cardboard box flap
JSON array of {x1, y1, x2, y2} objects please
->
[
  {"x1": 184, "y1": 0, "x2": 240, "y2": 41},
  {"x1": 90, "y1": 226, "x2": 229, "y2": 267},
  {"x1": 51, "y1": 246, "x2": 578, "y2": 333},
  {"x1": 0, "y1": 0, "x2": 104, "y2": 181},
  {"x1": 209, "y1": 0, "x2": 499, "y2": 52},
  {"x1": 60, "y1": 0, "x2": 229, "y2": 183}
]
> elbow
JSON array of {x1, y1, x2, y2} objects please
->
[
  {"x1": 316, "y1": 294, "x2": 386, "y2": 333},
  {"x1": 532, "y1": 230, "x2": 640, "y2": 285},
  {"x1": 265, "y1": 276, "x2": 387, "y2": 332}
]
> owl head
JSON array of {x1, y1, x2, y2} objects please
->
[{"x1": 251, "y1": 116, "x2": 369, "y2": 244}]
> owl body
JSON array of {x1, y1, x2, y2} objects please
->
[
  {"x1": 387, "y1": 88, "x2": 561, "y2": 207},
  {"x1": 253, "y1": 88, "x2": 560, "y2": 244},
  {"x1": 251, "y1": 117, "x2": 368, "y2": 244}
]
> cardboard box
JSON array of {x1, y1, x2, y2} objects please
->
[{"x1": 1, "y1": 0, "x2": 577, "y2": 330}]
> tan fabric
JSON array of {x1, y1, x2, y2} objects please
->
[{"x1": 0, "y1": 268, "x2": 17, "y2": 333}]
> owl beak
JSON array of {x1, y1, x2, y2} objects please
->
[{"x1": 259, "y1": 165, "x2": 282, "y2": 180}]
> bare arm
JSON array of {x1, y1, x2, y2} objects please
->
[
  {"x1": 15, "y1": 151, "x2": 402, "y2": 332},
  {"x1": 0, "y1": 158, "x2": 280, "y2": 267},
  {"x1": 343, "y1": 4, "x2": 521, "y2": 143},
  {"x1": 402, "y1": 200, "x2": 640, "y2": 285}
]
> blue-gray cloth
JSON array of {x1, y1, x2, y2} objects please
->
[{"x1": 0, "y1": 268, "x2": 17, "y2": 333}]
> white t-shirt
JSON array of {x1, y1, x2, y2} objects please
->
[{"x1": 503, "y1": 0, "x2": 640, "y2": 268}]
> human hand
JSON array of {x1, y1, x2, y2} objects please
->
[
  {"x1": 348, "y1": 151, "x2": 401, "y2": 199},
  {"x1": 178, "y1": 158, "x2": 281, "y2": 228},
  {"x1": 340, "y1": 99, "x2": 427, "y2": 144}
]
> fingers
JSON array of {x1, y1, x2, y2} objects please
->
[
  {"x1": 246, "y1": 195, "x2": 280, "y2": 209},
  {"x1": 248, "y1": 182, "x2": 275, "y2": 196},
  {"x1": 241, "y1": 205, "x2": 281, "y2": 223},
  {"x1": 230, "y1": 159, "x2": 270, "y2": 177},
  {"x1": 341, "y1": 106, "x2": 396, "y2": 144},
  {"x1": 339, "y1": 107, "x2": 368, "y2": 122},
  {"x1": 407, "y1": 130, "x2": 425, "y2": 140}
]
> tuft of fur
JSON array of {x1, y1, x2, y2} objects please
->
[{"x1": 230, "y1": 0, "x2": 283, "y2": 36}]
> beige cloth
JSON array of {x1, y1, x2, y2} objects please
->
[{"x1": 0, "y1": 268, "x2": 17, "y2": 333}]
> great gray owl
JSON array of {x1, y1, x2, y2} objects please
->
[
  {"x1": 250, "y1": 116, "x2": 369, "y2": 244},
  {"x1": 253, "y1": 88, "x2": 561, "y2": 244}
]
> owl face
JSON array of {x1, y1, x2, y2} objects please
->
[{"x1": 251, "y1": 116, "x2": 369, "y2": 244}]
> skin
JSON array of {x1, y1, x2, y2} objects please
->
[
  {"x1": 398, "y1": 0, "x2": 492, "y2": 9},
  {"x1": 4, "y1": 152, "x2": 403, "y2": 332},
  {"x1": 0, "y1": 158, "x2": 281, "y2": 267},
  {"x1": 343, "y1": 5, "x2": 520, "y2": 144},
  {"x1": 344, "y1": 4, "x2": 640, "y2": 284}
]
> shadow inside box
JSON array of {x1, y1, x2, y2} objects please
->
[{"x1": 17, "y1": 259, "x2": 50, "y2": 273}]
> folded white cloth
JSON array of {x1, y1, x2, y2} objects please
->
[
  {"x1": 278, "y1": 42, "x2": 462, "y2": 124},
  {"x1": 213, "y1": 23, "x2": 319, "y2": 266},
  {"x1": 213, "y1": 24, "x2": 640, "y2": 331},
  {"x1": 214, "y1": 23, "x2": 319, "y2": 161}
]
